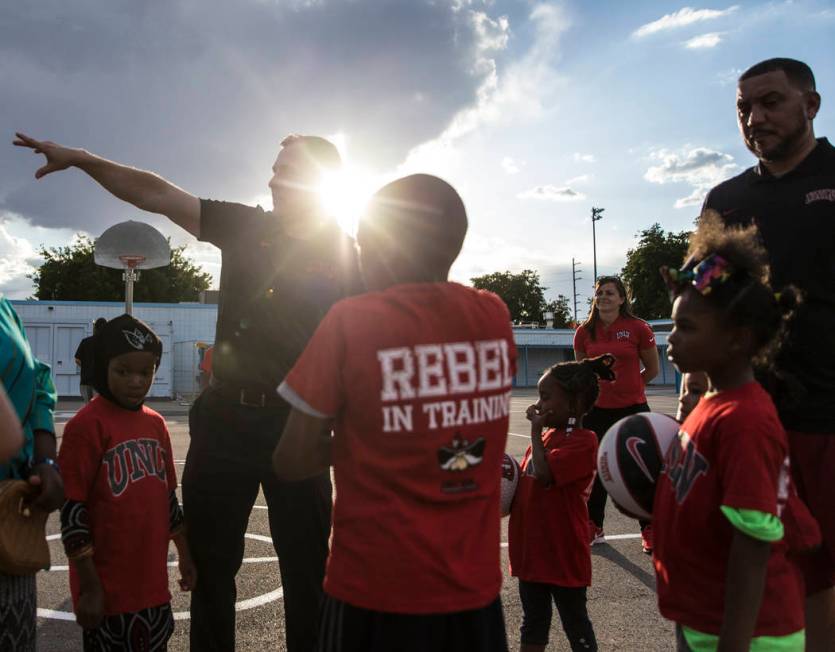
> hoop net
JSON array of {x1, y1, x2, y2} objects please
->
[{"x1": 119, "y1": 255, "x2": 146, "y2": 270}]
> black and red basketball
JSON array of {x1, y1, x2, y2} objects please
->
[{"x1": 596, "y1": 413, "x2": 680, "y2": 520}]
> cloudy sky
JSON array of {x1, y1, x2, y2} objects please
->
[{"x1": 2, "y1": 0, "x2": 833, "y2": 310}]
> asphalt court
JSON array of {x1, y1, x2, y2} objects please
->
[{"x1": 37, "y1": 388, "x2": 679, "y2": 651}]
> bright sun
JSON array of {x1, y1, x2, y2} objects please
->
[{"x1": 319, "y1": 165, "x2": 378, "y2": 237}]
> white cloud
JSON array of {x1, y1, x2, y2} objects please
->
[
  {"x1": 501, "y1": 156, "x2": 521, "y2": 175},
  {"x1": 684, "y1": 32, "x2": 722, "y2": 48},
  {"x1": 644, "y1": 146, "x2": 739, "y2": 208},
  {"x1": 0, "y1": 223, "x2": 38, "y2": 298},
  {"x1": 632, "y1": 5, "x2": 738, "y2": 38},
  {"x1": 573, "y1": 152, "x2": 595, "y2": 163},
  {"x1": 518, "y1": 185, "x2": 586, "y2": 201},
  {"x1": 399, "y1": 3, "x2": 569, "y2": 176},
  {"x1": 565, "y1": 174, "x2": 590, "y2": 185}
]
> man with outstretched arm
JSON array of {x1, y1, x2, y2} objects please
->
[{"x1": 15, "y1": 131, "x2": 363, "y2": 651}]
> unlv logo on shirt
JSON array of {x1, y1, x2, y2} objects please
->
[
  {"x1": 103, "y1": 438, "x2": 169, "y2": 497},
  {"x1": 664, "y1": 431, "x2": 709, "y2": 504},
  {"x1": 615, "y1": 330, "x2": 631, "y2": 341}
]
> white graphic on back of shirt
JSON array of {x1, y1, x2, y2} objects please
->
[
  {"x1": 377, "y1": 338, "x2": 513, "y2": 433},
  {"x1": 805, "y1": 188, "x2": 835, "y2": 204}
]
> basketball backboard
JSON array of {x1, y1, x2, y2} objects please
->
[
  {"x1": 94, "y1": 220, "x2": 171, "y2": 270},
  {"x1": 94, "y1": 221, "x2": 171, "y2": 314}
]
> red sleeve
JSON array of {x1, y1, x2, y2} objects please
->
[
  {"x1": 546, "y1": 432, "x2": 597, "y2": 489},
  {"x1": 573, "y1": 327, "x2": 588, "y2": 352},
  {"x1": 57, "y1": 415, "x2": 103, "y2": 503},
  {"x1": 282, "y1": 302, "x2": 347, "y2": 417},
  {"x1": 717, "y1": 409, "x2": 785, "y2": 515},
  {"x1": 638, "y1": 320, "x2": 656, "y2": 349}
]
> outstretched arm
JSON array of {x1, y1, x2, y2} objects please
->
[{"x1": 14, "y1": 132, "x2": 201, "y2": 238}]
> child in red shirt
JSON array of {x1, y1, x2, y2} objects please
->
[
  {"x1": 58, "y1": 315, "x2": 197, "y2": 651},
  {"x1": 655, "y1": 212, "x2": 805, "y2": 651},
  {"x1": 509, "y1": 354, "x2": 615, "y2": 652},
  {"x1": 273, "y1": 174, "x2": 516, "y2": 652}
]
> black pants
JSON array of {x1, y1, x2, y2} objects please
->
[
  {"x1": 584, "y1": 402, "x2": 650, "y2": 529},
  {"x1": 518, "y1": 581, "x2": 596, "y2": 651},
  {"x1": 318, "y1": 594, "x2": 509, "y2": 652},
  {"x1": 674, "y1": 624, "x2": 693, "y2": 651},
  {"x1": 183, "y1": 388, "x2": 332, "y2": 652}
]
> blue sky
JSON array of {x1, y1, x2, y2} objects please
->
[{"x1": 2, "y1": 0, "x2": 833, "y2": 311}]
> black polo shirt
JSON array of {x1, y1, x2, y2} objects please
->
[
  {"x1": 199, "y1": 199, "x2": 363, "y2": 392},
  {"x1": 703, "y1": 137, "x2": 835, "y2": 432}
]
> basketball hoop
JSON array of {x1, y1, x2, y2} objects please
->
[
  {"x1": 119, "y1": 255, "x2": 147, "y2": 270},
  {"x1": 94, "y1": 221, "x2": 171, "y2": 315}
]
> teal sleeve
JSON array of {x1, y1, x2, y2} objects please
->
[
  {"x1": 29, "y1": 360, "x2": 56, "y2": 435},
  {"x1": 720, "y1": 505, "x2": 784, "y2": 542}
]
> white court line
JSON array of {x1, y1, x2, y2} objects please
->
[
  {"x1": 38, "y1": 533, "x2": 283, "y2": 622},
  {"x1": 508, "y1": 432, "x2": 528, "y2": 439}
]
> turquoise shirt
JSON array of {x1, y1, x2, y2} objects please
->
[{"x1": 0, "y1": 296, "x2": 56, "y2": 479}]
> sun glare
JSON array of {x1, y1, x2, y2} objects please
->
[{"x1": 319, "y1": 164, "x2": 378, "y2": 237}]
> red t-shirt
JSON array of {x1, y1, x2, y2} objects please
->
[
  {"x1": 573, "y1": 316, "x2": 655, "y2": 408},
  {"x1": 279, "y1": 282, "x2": 517, "y2": 614},
  {"x1": 652, "y1": 382, "x2": 804, "y2": 636},
  {"x1": 508, "y1": 427, "x2": 597, "y2": 587},
  {"x1": 59, "y1": 397, "x2": 177, "y2": 615}
]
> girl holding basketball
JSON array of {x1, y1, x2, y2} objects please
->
[
  {"x1": 655, "y1": 211, "x2": 804, "y2": 651},
  {"x1": 574, "y1": 276, "x2": 660, "y2": 552},
  {"x1": 508, "y1": 354, "x2": 615, "y2": 652}
]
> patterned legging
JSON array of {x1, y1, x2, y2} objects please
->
[
  {"x1": 83, "y1": 603, "x2": 174, "y2": 652},
  {"x1": 0, "y1": 573, "x2": 36, "y2": 652}
]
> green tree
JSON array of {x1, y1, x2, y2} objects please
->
[
  {"x1": 620, "y1": 223, "x2": 690, "y2": 320},
  {"x1": 544, "y1": 295, "x2": 572, "y2": 328},
  {"x1": 471, "y1": 269, "x2": 547, "y2": 324},
  {"x1": 30, "y1": 235, "x2": 212, "y2": 302}
]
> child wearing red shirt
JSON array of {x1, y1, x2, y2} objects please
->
[
  {"x1": 272, "y1": 175, "x2": 517, "y2": 652},
  {"x1": 656, "y1": 212, "x2": 805, "y2": 651},
  {"x1": 509, "y1": 354, "x2": 614, "y2": 652},
  {"x1": 59, "y1": 315, "x2": 196, "y2": 651}
]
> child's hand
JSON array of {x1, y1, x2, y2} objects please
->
[
  {"x1": 525, "y1": 404, "x2": 550, "y2": 430},
  {"x1": 178, "y1": 553, "x2": 198, "y2": 592},
  {"x1": 76, "y1": 583, "x2": 104, "y2": 629}
]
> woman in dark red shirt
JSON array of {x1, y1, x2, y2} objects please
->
[{"x1": 573, "y1": 276, "x2": 659, "y2": 552}]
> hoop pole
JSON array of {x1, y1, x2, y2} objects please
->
[{"x1": 124, "y1": 268, "x2": 138, "y2": 315}]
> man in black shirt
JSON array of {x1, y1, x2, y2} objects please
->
[
  {"x1": 701, "y1": 58, "x2": 834, "y2": 648},
  {"x1": 74, "y1": 317, "x2": 106, "y2": 403},
  {"x1": 15, "y1": 132, "x2": 362, "y2": 651}
]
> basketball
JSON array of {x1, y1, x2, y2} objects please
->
[
  {"x1": 500, "y1": 453, "x2": 521, "y2": 517},
  {"x1": 596, "y1": 413, "x2": 680, "y2": 520}
]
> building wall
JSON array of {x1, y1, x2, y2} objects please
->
[
  {"x1": 10, "y1": 301, "x2": 676, "y2": 398},
  {"x1": 12, "y1": 300, "x2": 218, "y2": 399}
]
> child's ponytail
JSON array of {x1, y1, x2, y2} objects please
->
[{"x1": 545, "y1": 354, "x2": 617, "y2": 418}]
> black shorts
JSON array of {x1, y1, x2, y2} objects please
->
[{"x1": 318, "y1": 594, "x2": 508, "y2": 652}]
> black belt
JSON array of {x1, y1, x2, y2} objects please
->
[{"x1": 209, "y1": 378, "x2": 284, "y2": 408}]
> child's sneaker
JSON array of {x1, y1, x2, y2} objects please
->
[
  {"x1": 641, "y1": 524, "x2": 654, "y2": 555},
  {"x1": 589, "y1": 521, "x2": 605, "y2": 545}
]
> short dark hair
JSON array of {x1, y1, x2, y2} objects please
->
[
  {"x1": 739, "y1": 58, "x2": 816, "y2": 91},
  {"x1": 279, "y1": 134, "x2": 342, "y2": 170},
  {"x1": 361, "y1": 174, "x2": 468, "y2": 276},
  {"x1": 93, "y1": 317, "x2": 107, "y2": 333}
]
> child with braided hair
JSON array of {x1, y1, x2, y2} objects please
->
[
  {"x1": 508, "y1": 354, "x2": 616, "y2": 652},
  {"x1": 656, "y1": 210, "x2": 807, "y2": 651}
]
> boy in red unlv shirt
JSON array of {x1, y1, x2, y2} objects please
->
[
  {"x1": 656, "y1": 213, "x2": 806, "y2": 651},
  {"x1": 273, "y1": 174, "x2": 517, "y2": 652},
  {"x1": 59, "y1": 315, "x2": 196, "y2": 651}
]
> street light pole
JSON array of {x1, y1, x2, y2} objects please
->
[{"x1": 591, "y1": 207, "x2": 605, "y2": 283}]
